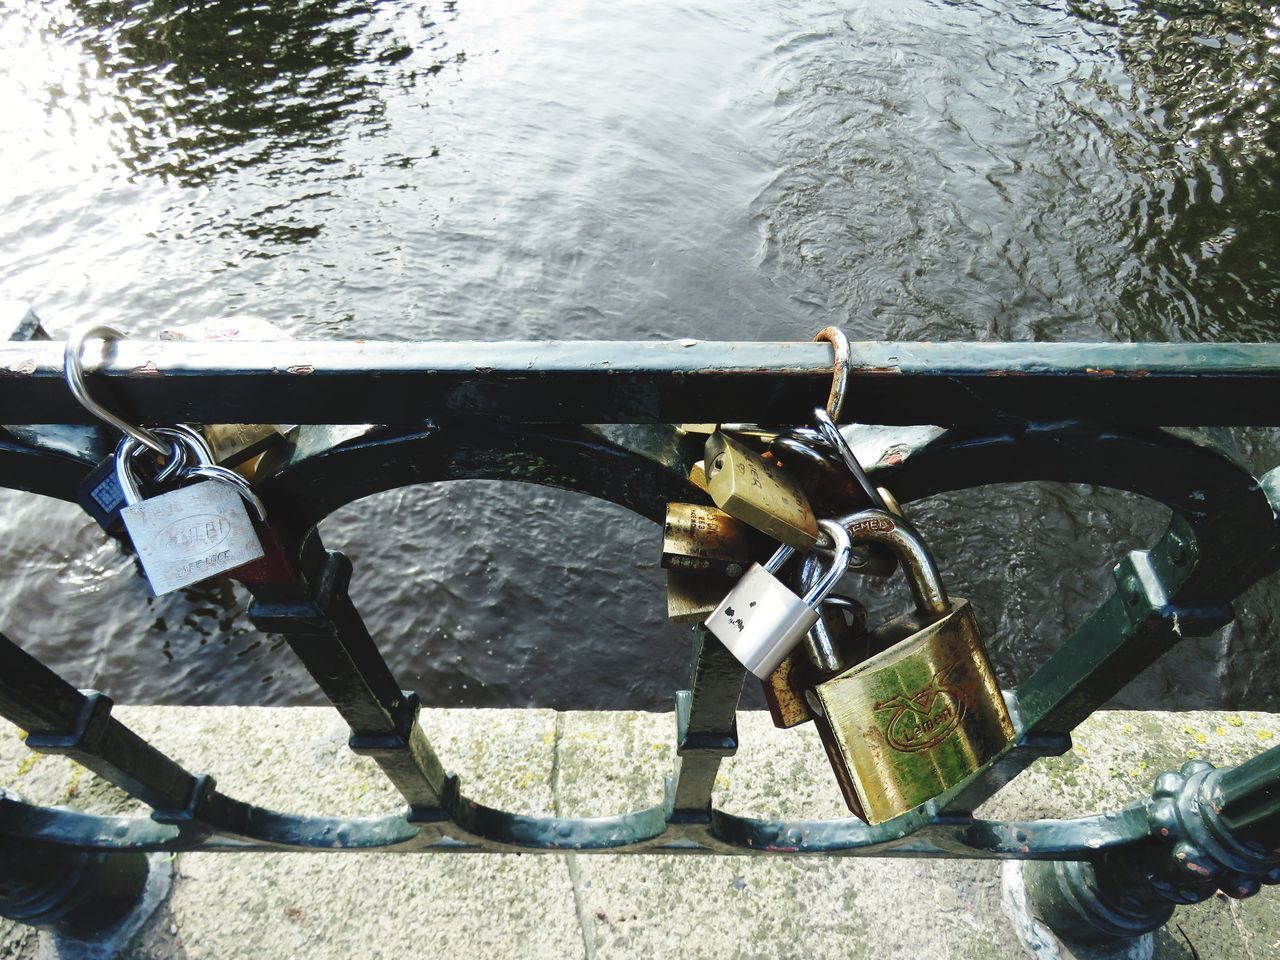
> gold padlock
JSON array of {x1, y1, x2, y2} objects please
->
[
  {"x1": 665, "y1": 569, "x2": 731, "y2": 624},
  {"x1": 703, "y1": 431, "x2": 819, "y2": 549},
  {"x1": 662, "y1": 502, "x2": 767, "y2": 624},
  {"x1": 811, "y1": 509, "x2": 1015, "y2": 824},
  {"x1": 199, "y1": 423, "x2": 284, "y2": 469},
  {"x1": 662, "y1": 503, "x2": 758, "y2": 577}
]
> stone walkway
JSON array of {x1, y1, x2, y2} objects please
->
[{"x1": 2, "y1": 707, "x2": 1278, "y2": 959}]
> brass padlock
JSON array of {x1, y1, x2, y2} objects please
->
[
  {"x1": 200, "y1": 423, "x2": 284, "y2": 470},
  {"x1": 811, "y1": 509, "x2": 1015, "y2": 824},
  {"x1": 703, "y1": 431, "x2": 819, "y2": 549},
  {"x1": 665, "y1": 569, "x2": 731, "y2": 624},
  {"x1": 767, "y1": 433, "x2": 865, "y2": 516},
  {"x1": 662, "y1": 502, "x2": 768, "y2": 624},
  {"x1": 661, "y1": 503, "x2": 756, "y2": 578}
]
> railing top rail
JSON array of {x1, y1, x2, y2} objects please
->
[{"x1": 1, "y1": 339, "x2": 1279, "y2": 426}]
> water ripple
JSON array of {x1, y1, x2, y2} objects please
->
[{"x1": 0, "y1": 0, "x2": 1277, "y2": 709}]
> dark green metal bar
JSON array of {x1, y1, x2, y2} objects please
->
[
  {"x1": 0, "y1": 633, "x2": 203, "y2": 816},
  {"x1": 667, "y1": 629, "x2": 747, "y2": 818},
  {"x1": 942, "y1": 523, "x2": 1235, "y2": 814},
  {"x1": 0, "y1": 635, "x2": 201, "y2": 937},
  {"x1": 1216, "y1": 746, "x2": 1280, "y2": 850},
  {"x1": 0, "y1": 787, "x2": 1150, "y2": 859},
  {"x1": 3, "y1": 339, "x2": 1280, "y2": 425},
  {"x1": 247, "y1": 549, "x2": 450, "y2": 812},
  {"x1": 1018, "y1": 541, "x2": 1233, "y2": 737},
  {"x1": 0, "y1": 331, "x2": 1279, "y2": 955}
]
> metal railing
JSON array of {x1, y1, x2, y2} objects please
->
[{"x1": 1, "y1": 308, "x2": 1279, "y2": 945}]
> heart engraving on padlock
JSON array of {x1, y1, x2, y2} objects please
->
[{"x1": 874, "y1": 666, "x2": 964, "y2": 753}]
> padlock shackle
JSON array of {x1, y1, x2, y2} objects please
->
[
  {"x1": 763, "y1": 542, "x2": 796, "y2": 575},
  {"x1": 813, "y1": 408, "x2": 889, "y2": 513},
  {"x1": 836, "y1": 508, "x2": 950, "y2": 619},
  {"x1": 800, "y1": 519, "x2": 852, "y2": 605},
  {"x1": 184, "y1": 464, "x2": 268, "y2": 521},
  {"x1": 114, "y1": 435, "x2": 169, "y2": 506},
  {"x1": 801, "y1": 584, "x2": 851, "y2": 675},
  {"x1": 759, "y1": 520, "x2": 854, "y2": 607},
  {"x1": 114, "y1": 427, "x2": 221, "y2": 506},
  {"x1": 163, "y1": 424, "x2": 217, "y2": 467}
]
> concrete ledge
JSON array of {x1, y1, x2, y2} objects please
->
[{"x1": 2, "y1": 707, "x2": 1279, "y2": 959}]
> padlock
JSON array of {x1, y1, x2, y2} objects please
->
[
  {"x1": 704, "y1": 430, "x2": 819, "y2": 549},
  {"x1": 116, "y1": 428, "x2": 265, "y2": 596},
  {"x1": 662, "y1": 501, "x2": 766, "y2": 623},
  {"x1": 200, "y1": 423, "x2": 284, "y2": 470},
  {"x1": 77, "y1": 455, "x2": 131, "y2": 536},
  {"x1": 762, "y1": 593, "x2": 868, "y2": 728},
  {"x1": 662, "y1": 503, "x2": 759, "y2": 578},
  {"x1": 840, "y1": 486, "x2": 903, "y2": 579},
  {"x1": 704, "y1": 518, "x2": 852, "y2": 679},
  {"x1": 768, "y1": 417, "x2": 903, "y2": 578},
  {"x1": 665, "y1": 569, "x2": 734, "y2": 624},
  {"x1": 810, "y1": 509, "x2": 1015, "y2": 824},
  {"x1": 767, "y1": 433, "x2": 864, "y2": 515}
]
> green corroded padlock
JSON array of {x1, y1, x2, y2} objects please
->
[{"x1": 810, "y1": 509, "x2": 1015, "y2": 825}]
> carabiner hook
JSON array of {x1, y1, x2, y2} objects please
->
[{"x1": 64, "y1": 323, "x2": 172, "y2": 458}]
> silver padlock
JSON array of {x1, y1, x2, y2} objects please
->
[
  {"x1": 705, "y1": 518, "x2": 853, "y2": 679},
  {"x1": 116, "y1": 429, "x2": 265, "y2": 596}
]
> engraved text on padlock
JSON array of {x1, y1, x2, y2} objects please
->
[{"x1": 121, "y1": 481, "x2": 265, "y2": 595}]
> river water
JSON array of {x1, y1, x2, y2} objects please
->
[{"x1": 0, "y1": 0, "x2": 1277, "y2": 712}]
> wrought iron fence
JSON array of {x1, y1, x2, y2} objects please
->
[{"x1": 0, "y1": 308, "x2": 1278, "y2": 944}]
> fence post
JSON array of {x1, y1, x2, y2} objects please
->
[{"x1": 0, "y1": 831, "x2": 148, "y2": 939}]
